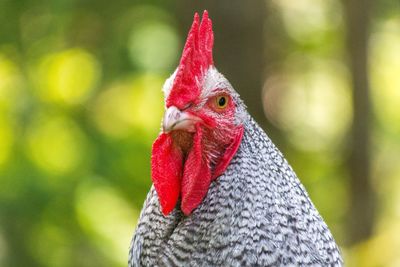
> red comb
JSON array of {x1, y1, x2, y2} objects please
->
[{"x1": 166, "y1": 10, "x2": 214, "y2": 109}]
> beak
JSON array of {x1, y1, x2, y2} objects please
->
[{"x1": 162, "y1": 106, "x2": 201, "y2": 133}]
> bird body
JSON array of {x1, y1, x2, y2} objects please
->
[{"x1": 129, "y1": 11, "x2": 342, "y2": 267}]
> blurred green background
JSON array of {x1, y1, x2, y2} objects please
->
[{"x1": 0, "y1": 0, "x2": 399, "y2": 266}]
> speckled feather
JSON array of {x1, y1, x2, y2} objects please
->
[{"x1": 129, "y1": 112, "x2": 343, "y2": 266}]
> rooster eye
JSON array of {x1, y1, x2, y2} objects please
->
[{"x1": 216, "y1": 95, "x2": 228, "y2": 109}]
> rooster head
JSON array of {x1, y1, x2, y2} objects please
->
[{"x1": 151, "y1": 11, "x2": 245, "y2": 216}]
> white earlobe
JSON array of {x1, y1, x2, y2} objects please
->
[{"x1": 162, "y1": 68, "x2": 178, "y2": 101}]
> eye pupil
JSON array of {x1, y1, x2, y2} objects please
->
[{"x1": 218, "y1": 97, "x2": 226, "y2": 107}]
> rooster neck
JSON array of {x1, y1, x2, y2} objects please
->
[{"x1": 130, "y1": 113, "x2": 343, "y2": 266}]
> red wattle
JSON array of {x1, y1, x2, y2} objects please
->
[
  {"x1": 151, "y1": 133, "x2": 183, "y2": 215},
  {"x1": 181, "y1": 127, "x2": 211, "y2": 215}
]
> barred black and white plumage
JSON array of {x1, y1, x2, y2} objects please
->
[
  {"x1": 129, "y1": 10, "x2": 343, "y2": 267},
  {"x1": 129, "y1": 114, "x2": 343, "y2": 266}
]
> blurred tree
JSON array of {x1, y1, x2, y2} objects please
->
[{"x1": 343, "y1": 0, "x2": 376, "y2": 244}]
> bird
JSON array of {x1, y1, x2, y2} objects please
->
[{"x1": 129, "y1": 10, "x2": 343, "y2": 267}]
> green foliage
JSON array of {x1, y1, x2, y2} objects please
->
[{"x1": 0, "y1": 2, "x2": 176, "y2": 266}]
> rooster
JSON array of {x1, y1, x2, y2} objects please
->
[{"x1": 129, "y1": 11, "x2": 343, "y2": 266}]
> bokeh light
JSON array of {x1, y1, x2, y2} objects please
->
[
  {"x1": 75, "y1": 179, "x2": 138, "y2": 266},
  {"x1": 370, "y1": 18, "x2": 400, "y2": 134},
  {"x1": 91, "y1": 74, "x2": 164, "y2": 139},
  {"x1": 0, "y1": 115, "x2": 13, "y2": 168},
  {"x1": 0, "y1": 55, "x2": 20, "y2": 167},
  {"x1": 26, "y1": 113, "x2": 88, "y2": 175},
  {"x1": 263, "y1": 56, "x2": 352, "y2": 151},
  {"x1": 128, "y1": 22, "x2": 179, "y2": 72},
  {"x1": 33, "y1": 48, "x2": 101, "y2": 105},
  {"x1": 0, "y1": 54, "x2": 22, "y2": 104},
  {"x1": 28, "y1": 222, "x2": 73, "y2": 267},
  {"x1": 272, "y1": 0, "x2": 341, "y2": 42}
]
